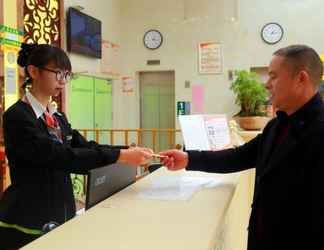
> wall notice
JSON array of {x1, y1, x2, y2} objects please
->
[{"x1": 198, "y1": 42, "x2": 223, "y2": 74}]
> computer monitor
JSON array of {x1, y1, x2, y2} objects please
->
[{"x1": 85, "y1": 163, "x2": 137, "y2": 210}]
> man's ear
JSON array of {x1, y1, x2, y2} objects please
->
[
  {"x1": 297, "y1": 70, "x2": 310, "y2": 86},
  {"x1": 26, "y1": 65, "x2": 39, "y2": 79}
]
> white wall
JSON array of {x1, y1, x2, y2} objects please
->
[
  {"x1": 118, "y1": 0, "x2": 239, "y2": 130},
  {"x1": 64, "y1": 0, "x2": 324, "y2": 131},
  {"x1": 64, "y1": 0, "x2": 121, "y2": 73},
  {"x1": 117, "y1": 0, "x2": 324, "y2": 130}
]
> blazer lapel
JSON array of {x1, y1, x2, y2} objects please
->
[
  {"x1": 37, "y1": 116, "x2": 50, "y2": 134},
  {"x1": 54, "y1": 114, "x2": 68, "y2": 143}
]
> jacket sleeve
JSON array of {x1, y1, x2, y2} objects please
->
[
  {"x1": 3, "y1": 110, "x2": 121, "y2": 173},
  {"x1": 186, "y1": 133, "x2": 261, "y2": 173}
]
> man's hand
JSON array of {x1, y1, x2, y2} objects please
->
[{"x1": 159, "y1": 150, "x2": 189, "y2": 171}]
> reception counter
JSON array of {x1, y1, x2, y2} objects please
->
[{"x1": 22, "y1": 168, "x2": 243, "y2": 250}]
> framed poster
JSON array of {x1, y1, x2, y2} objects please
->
[
  {"x1": 122, "y1": 76, "x2": 135, "y2": 94},
  {"x1": 198, "y1": 42, "x2": 223, "y2": 74}
]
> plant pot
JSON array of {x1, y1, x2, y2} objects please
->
[{"x1": 235, "y1": 116, "x2": 271, "y2": 130}]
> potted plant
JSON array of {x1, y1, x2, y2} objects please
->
[{"x1": 230, "y1": 70, "x2": 270, "y2": 130}]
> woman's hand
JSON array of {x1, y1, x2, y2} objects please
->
[{"x1": 117, "y1": 147, "x2": 153, "y2": 166}]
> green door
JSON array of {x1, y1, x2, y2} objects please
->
[
  {"x1": 68, "y1": 75, "x2": 113, "y2": 201},
  {"x1": 69, "y1": 75, "x2": 95, "y2": 141},
  {"x1": 94, "y1": 78, "x2": 113, "y2": 144},
  {"x1": 68, "y1": 75, "x2": 94, "y2": 200}
]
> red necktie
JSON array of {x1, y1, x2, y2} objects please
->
[
  {"x1": 43, "y1": 111, "x2": 62, "y2": 142},
  {"x1": 44, "y1": 111, "x2": 57, "y2": 128}
]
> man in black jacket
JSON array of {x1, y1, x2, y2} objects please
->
[{"x1": 160, "y1": 45, "x2": 324, "y2": 250}]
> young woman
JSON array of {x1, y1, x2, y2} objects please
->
[{"x1": 0, "y1": 43, "x2": 152, "y2": 249}]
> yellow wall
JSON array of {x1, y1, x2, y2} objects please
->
[
  {"x1": 320, "y1": 55, "x2": 324, "y2": 80},
  {"x1": 1, "y1": 0, "x2": 20, "y2": 188},
  {"x1": 2, "y1": 0, "x2": 19, "y2": 110}
]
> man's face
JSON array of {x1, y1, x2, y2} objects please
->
[{"x1": 266, "y1": 55, "x2": 300, "y2": 112}]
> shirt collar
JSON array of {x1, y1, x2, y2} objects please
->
[
  {"x1": 276, "y1": 92, "x2": 324, "y2": 133},
  {"x1": 24, "y1": 91, "x2": 58, "y2": 119}
]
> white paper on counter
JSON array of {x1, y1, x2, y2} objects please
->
[{"x1": 138, "y1": 176, "x2": 223, "y2": 201}]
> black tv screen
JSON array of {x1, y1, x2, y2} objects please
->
[{"x1": 67, "y1": 8, "x2": 102, "y2": 58}]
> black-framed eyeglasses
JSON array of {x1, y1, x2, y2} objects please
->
[{"x1": 39, "y1": 67, "x2": 73, "y2": 82}]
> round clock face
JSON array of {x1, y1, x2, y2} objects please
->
[
  {"x1": 261, "y1": 23, "x2": 284, "y2": 44},
  {"x1": 143, "y1": 30, "x2": 163, "y2": 50}
]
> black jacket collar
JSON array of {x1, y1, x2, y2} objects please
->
[{"x1": 276, "y1": 92, "x2": 324, "y2": 135}]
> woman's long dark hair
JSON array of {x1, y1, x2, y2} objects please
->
[{"x1": 17, "y1": 43, "x2": 72, "y2": 89}]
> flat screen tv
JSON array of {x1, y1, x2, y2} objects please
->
[{"x1": 67, "y1": 8, "x2": 102, "y2": 58}]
